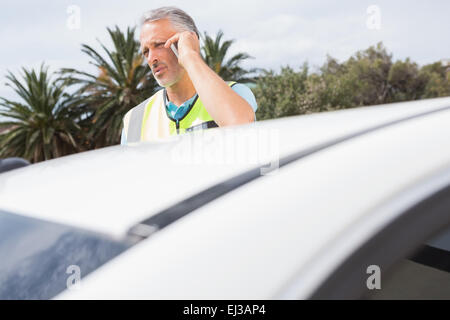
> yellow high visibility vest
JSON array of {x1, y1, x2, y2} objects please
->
[{"x1": 122, "y1": 81, "x2": 236, "y2": 143}]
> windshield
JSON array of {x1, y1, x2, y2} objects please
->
[{"x1": 0, "y1": 210, "x2": 131, "y2": 299}]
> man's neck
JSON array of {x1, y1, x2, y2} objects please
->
[{"x1": 165, "y1": 75, "x2": 196, "y2": 107}]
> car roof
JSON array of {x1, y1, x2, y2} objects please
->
[
  {"x1": 57, "y1": 99, "x2": 450, "y2": 299},
  {"x1": 0, "y1": 97, "x2": 449, "y2": 239}
]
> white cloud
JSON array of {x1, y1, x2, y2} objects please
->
[{"x1": 0, "y1": 0, "x2": 449, "y2": 103}]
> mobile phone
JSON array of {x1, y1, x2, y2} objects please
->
[{"x1": 170, "y1": 43, "x2": 179, "y2": 58}]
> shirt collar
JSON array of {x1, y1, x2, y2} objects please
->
[{"x1": 163, "y1": 89, "x2": 198, "y2": 120}]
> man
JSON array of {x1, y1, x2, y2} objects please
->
[{"x1": 121, "y1": 6, "x2": 258, "y2": 145}]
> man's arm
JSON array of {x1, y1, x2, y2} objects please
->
[{"x1": 165, "y1": 32, "x2": 255, "y2": 127}]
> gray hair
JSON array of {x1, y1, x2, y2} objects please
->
[{"x1": 140, "y1": 6, "x2": 200, "y2": 39}]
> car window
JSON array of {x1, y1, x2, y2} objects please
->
[
  {"x1": 365, "y1": 227, "x2": 450, "y2": 300},
  {"x1": 0, "y1": 210, "x2": 132, "y2": 299},
  {"x1": 309, "y1": 177, "x2": 450, "y2": 300}
]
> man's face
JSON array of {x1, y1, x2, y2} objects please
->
[{"x1": 140, "y1": 18, "x2": 184, "y2": 87}]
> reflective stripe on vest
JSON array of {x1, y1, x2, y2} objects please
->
[{"x1": 124, "y1": 81, "x2": 236, "y2": 143}]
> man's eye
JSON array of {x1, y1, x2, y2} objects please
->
[{"x1": 143, "y1": 49, "x2": 148, "y2": 56}]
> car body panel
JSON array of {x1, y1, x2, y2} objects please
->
[
  {"x1": 0, "y1": 97, "x2": 449, "y2": 239},
  {"x1": 56, "y1": 104, "x2": 450, "y2": 299}
]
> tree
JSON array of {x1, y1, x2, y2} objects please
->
[
  {"x1": 201, "y1": 30, "x2": 258, "y2": 82},
  {"x1": 0, "y1": 64, "x2": 83, "y2": 162},
  {"x1": 254, "y1": 64, "x2": 309, "y2": 120},
  {"x1": 342, "y1": 42, "x2": 393, "y2": 106},
  {"x1": 387, "y1": 58, "x2": 428, "y2": 101},
  {"x1": 315, "y1": 55, "x2": 360, "y2": 110},
  {"x1": 59, "y1": 26, "x2": 157, "y2": 148},
  {"x1": 420, "y1": 62, "x2": 450, "y2": 98},
  {"x1": 253, "y1": 42, "x2": 450, "y2": 121}
]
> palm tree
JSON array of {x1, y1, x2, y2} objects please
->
[
  {"x1": 0, "y1": 64, "x2": 83, "y2": 163},
  {"x1": 59, "y1": 26, "x2": 157, "y2": 147},
  {"x1": 201, "y1": 30, "x2": 258, "y2": 83}
]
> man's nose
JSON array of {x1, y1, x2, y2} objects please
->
[{"x1": 146, "y1": 49, "x2": 158, "y2": 66}]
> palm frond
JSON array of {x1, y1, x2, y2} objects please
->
[{"x1": 201, "y1": 30, "x2": 255, "y2": 82}]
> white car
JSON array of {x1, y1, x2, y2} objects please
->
[{"x1": 0, "y1": 97, "x2": 449, "y2": 300}]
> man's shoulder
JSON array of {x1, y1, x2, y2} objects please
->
[
  {"x1": 230, "y1": 82, "x2": 249, "y2": 89},
  {"x1": 229, "y1": 82, "x2": 258, "y2": 113},
  {"x1": 229, "y1": 82, "x2": 256, "y2": 97}
]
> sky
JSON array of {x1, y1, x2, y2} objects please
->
[{"x1": 0, "y1": 0, "x2": 449, "y2": 102}]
